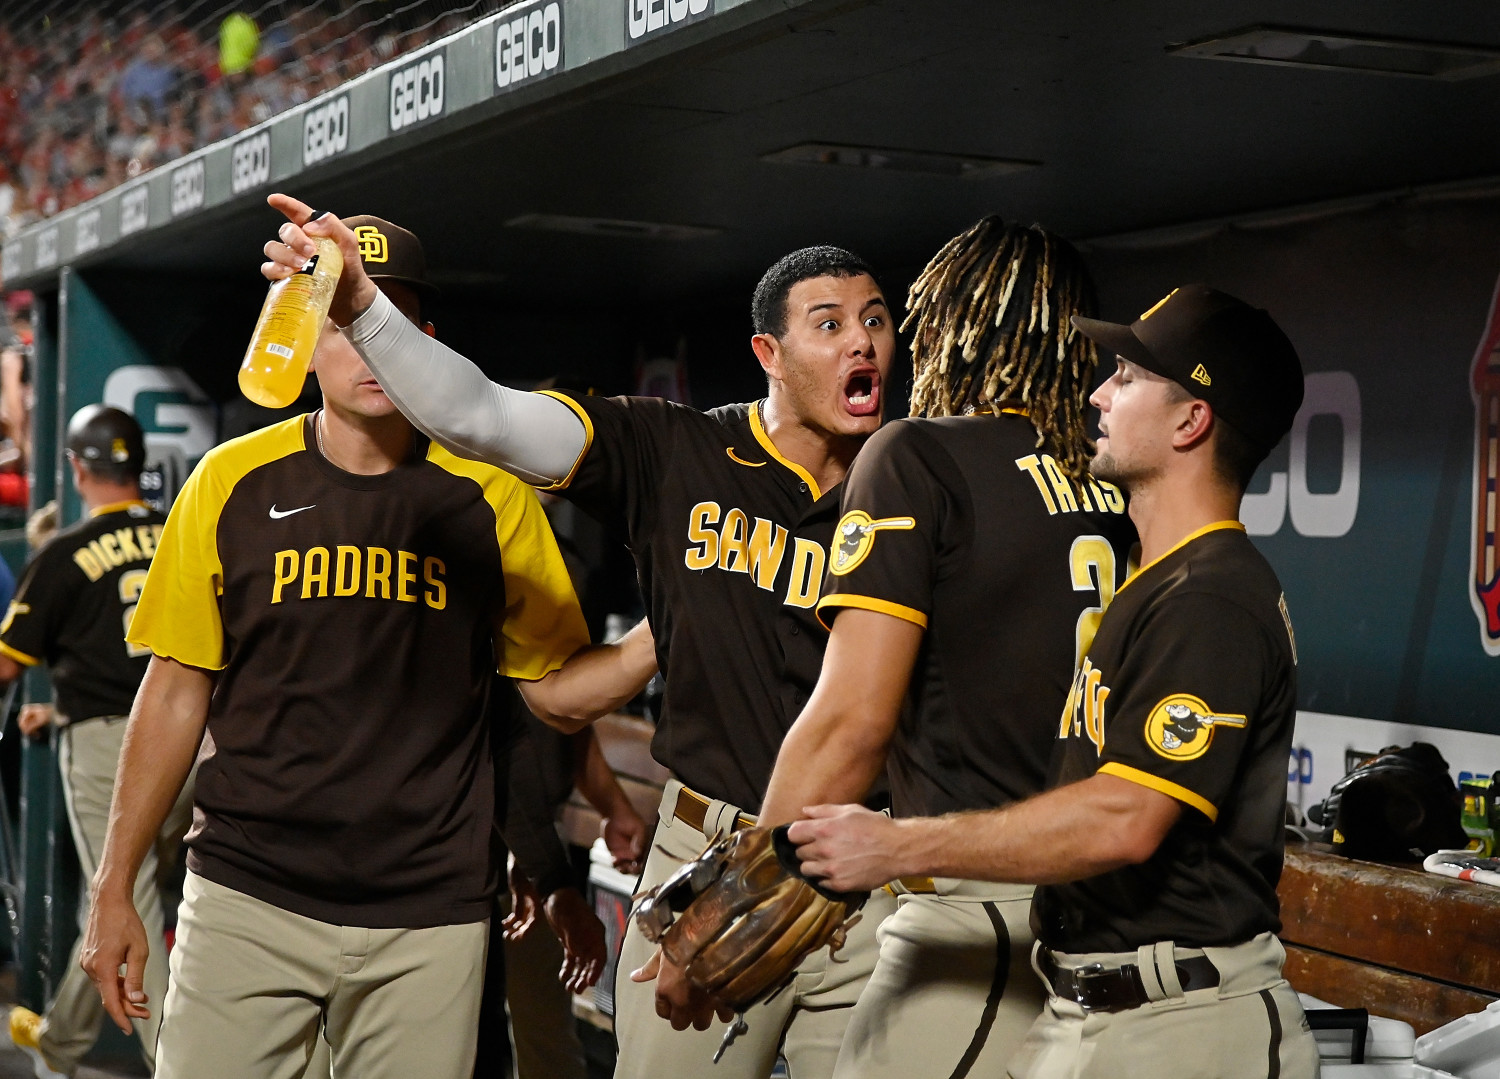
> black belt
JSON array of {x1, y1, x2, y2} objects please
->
[{"x1": 1038, "y1": 949, "x2": 1219, "y2": 1013}]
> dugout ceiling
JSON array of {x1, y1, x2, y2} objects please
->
[{"x1": 5, "y1": 0, "x2": 1500, "y2": 303}]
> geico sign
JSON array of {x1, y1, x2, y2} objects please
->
[
  {"x1": 75, "y1": 208, "x2": 102, "y2": 254},
  {"x1": 627, "y1": 0, "x2": 711, "y2": 42},
  {"x1": 390, "y1": 54, "x2": 445, "y2": 131},
  {"x1": 231, "y1": 132, "x2": 271, "y2": 194},
  {"x1": 170, "y1": 160, "x2": 206, "y2": 217},
  {"x1": 496, "y1": 2, "x2": 562, "y2": 89},
  {"x1": 303, "y1": 96, "x2": 350, "y2": 167},
  {"x1": 1242, "y1": 371, "x2": 1361, "y2": 538},
  {"x1": 120, "y1": 185, "x2": 149, "y2": 235}
]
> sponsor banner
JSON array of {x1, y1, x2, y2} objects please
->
[
  {"x1": 74, "y1": 209, "x2": 102, "y2": 255},
  {"x1": 390, "y1": 52, "x2": 446, "y2": 131},
  {"x1": 35, "y1": 227, "x2": 59, "y2": 270},
  {"x1": 231, "y1": 130, "x2": 273, "y2": 194},
  {"x1": 496, "y1": 1, "x2": 564, "y2": 91},
  {"x1": 169, "y1": 159, "x2": 206, "y2": 217},
  {"x1": 625, "y1": 0, "x2": 714, "y2": 46},
  {"x1": 302, "y1": 95, "x2": 350, "y2": 167},
  {"x1": 119, "y1": 184, "x2": 149, "y2": 236}
]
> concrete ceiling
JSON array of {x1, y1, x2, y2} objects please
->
[{"x1": 88, "y1": 0, "x2": 1500, "y2": 303}]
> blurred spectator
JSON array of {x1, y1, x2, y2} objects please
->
[{"x1": 0, "y1": 1, "x2": 508, "y2": 232}]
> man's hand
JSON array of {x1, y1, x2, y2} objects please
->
[
  {"x1": 602, "y1": 801, "x2": 648, "y2": 876},
  {"x1": 501, "y1": 853, "x2": 540, "y2": 944},
  {"x1": 261, "y1": 194, "x2": 378, "y2": 327},
  {"x1": 787, "y1": 804, "x2": 910, "y2": 893},
  {"x1": 79, "y1": 885, "x2": 151, "y2": 1034},
  {"x1": 543, "y1": 886, "x2": 607, "y2": 993},
  {"x1": 17, "y1": 703, "x2": 53, "y2": 738},
  {"x1": 629, "y1": 945, "x2": 735, "y2": 1031}
]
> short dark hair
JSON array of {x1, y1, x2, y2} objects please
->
[
  {"x1": 77, "y1": 459, "x2": 139, "y2": 485},
  {"x1": 751, "y1": 246, "x2": 877, "y2": 337},
  {"x1": 1162, "y1": 380, "x2": 1267, "y2": 491}
]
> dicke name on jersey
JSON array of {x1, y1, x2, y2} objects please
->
[
  {"x1": 271, "y1": 545, "x2": 447, "y2": 609},
  {"x1": 73, "y1": 523, "x2": 163, "y2": 581},
  {"x1": 683, "y1": 501, "x2": 827, "y2": 608}
]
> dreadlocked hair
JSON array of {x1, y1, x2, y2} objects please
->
[{"x1": 904, "y1": 216, "x2": 1101, "y2": 481}]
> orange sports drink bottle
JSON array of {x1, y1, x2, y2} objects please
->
[{"x1": 240, "y1": 216, "x2": 344, "y2": 408}]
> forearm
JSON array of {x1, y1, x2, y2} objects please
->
[
  {"x1": 759, "y1": 700, "x2": 890, "y2": 828},
  {"x1": 882, "y1": 774, "x2": 1180, "y2": 885},
  {"x1": 344, "y1": 290, "x2": 585, "y2": 484},
  {"x1": 518, "y1": 621, "x2": 658, "y2": 732},
  {"x1": 571, "y1": 727, "x2": 632, "y2": 819},
  {"x1": 95, "y1": 657, "x2": 210, "y2": 896}
]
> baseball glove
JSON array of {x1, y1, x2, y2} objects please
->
[{"x1": 635, "y1": 825, "x2": 867, "y2": 1014}]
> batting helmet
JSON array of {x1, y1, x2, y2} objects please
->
[{"x1": 65, "y1": 405, "x2": 146, "y2": 477}]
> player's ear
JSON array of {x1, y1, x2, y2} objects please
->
[
  {"x1": 1172, "y1": 398, "x2": 1214, "y2": 451},
  {"x1": 750, "y1": 333, "x2": 783, "y2": 381}
]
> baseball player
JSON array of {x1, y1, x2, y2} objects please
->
[
  {"x1": 788, "y1": 285, "x2": 1319, "y2": 1079},
  {"x1": 78, "y1": 216, "x2": 645, "y2": 1079},
  {"x1": 0, "y1": 405, "x2": 191, "y2": 1079},
  {"x1": 260, "y1": 193, "x2": 899, "y2": 1078},
  {"x1": 753, "y1": 218, "x2": 1136, "y2": 1077}
]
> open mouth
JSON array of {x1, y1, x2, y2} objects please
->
[{"x1": 843, "y1": 369, "x2": 881, "y2": 417}]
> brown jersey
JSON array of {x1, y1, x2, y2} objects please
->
[
  {"x1": 543, "y1": 393, "x2": 837, "y2": 813},
  {"x1": 128, "y1": 415, "x2": 587, "y2": 928},
  {"x1": 818, "y1": 413, "x2": 1137, "y2": 817},
  {"x1": 0, "y1": 501, "x2": 166, "y2": 722},
  {"x1": 1034, "y1": 523, "x2": 1299, "y2": 951}
]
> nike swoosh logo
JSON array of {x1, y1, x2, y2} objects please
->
[
  {"x1": 269, "y1": 504, "x2": 316, "y2": 519},
  {"x1": 725, "y1": 448, "x2": 765, "y2": 468}
]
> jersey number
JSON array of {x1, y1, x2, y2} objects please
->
[
  {"x1": 120, "y1": 570, "x2": 149, "y2": 658},
  {"x1": 1070, "y1": 536, "x2": 1117, "y2": 668}
]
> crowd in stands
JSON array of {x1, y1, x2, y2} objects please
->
[{"x1": 0, "y1": 2, "x2": 492, "y2": 240}]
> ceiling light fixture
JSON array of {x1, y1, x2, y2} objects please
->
[
  {"x1": 505, "y1": 213, "x2": 720, "y2": 240},
  {"x1": 1169, "y1": 25, "x2": 1500, "y2": 80},
  {"x1": 761, "y1": 142, "x2": 1039, "y2": 179}
]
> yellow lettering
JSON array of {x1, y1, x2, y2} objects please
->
[
  {"x1": 684, "y1": 502, "x2": 721, "y2": 570},
  {"x1": 1083, "y1": 667, "x2": 1109, "y2": 754},
  {"x1": 424, "y1": 556, "x2": 447, "y2": 609},
  {"x1": 118, "y1": 568, "x2": 148, "y2": 603},
  {"x1": 98, "y1": 533, "x2": 125, "y2": 567},
  {"x1": 783, "y1": 537, "x2": 826, "y2": 609},
  {"x1": 302, "y1": 547, "x2": 330, "y2": 598},
  {"x1": 272, "y1": 550, "x2": 300, "y2": 604},
  {"x1": 1015, "y1": 454, "x2": 1058, "y2": 515},
  {"x1": 73, "y1": 548, "x2": 105, "y2": 582},
  {"x1": 366, "y1": 547, "x2": 391, "y2": 599},
  {"x1": 333, "y1": 546, "x2": 361, "y2": 597},
  {"x1": 136, "y1": 525, "x2": 157, "y2": 557},
  {"x1": 746, "y1": 518, "x2": 788, "y2": 592},
  {"x1": 718, "y1": 509, "x2": 749, "y2": 573},
  {"x1": 114, "y1": 527, "x2": 144, "y2": 562},
  {"x1": 1040, "y1": 455, "x2": 1080, "y2": 513},
  {"x1": 1060, "y1": 667, "x2": 1083, "y2": 739},
  {"x1": 1093, "y1": 478, "x2": 1126, "y2": 514},
  {"x1": 1076, "y1": 482, "x2": 1095, "y2": 513},
  {"x1": 397, "y1": 551, "x2": 418, "y2": 602}
]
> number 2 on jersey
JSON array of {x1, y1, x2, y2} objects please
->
[
  {"x1": 1070, "y1": 536, "x2": 1117, "y2": 668},
  {"x1": 120, "y1": 569, "x2": 149, "y2": 658}
]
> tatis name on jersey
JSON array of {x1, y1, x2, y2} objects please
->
[
  {"x1": 1014, "y1": 453, "x2": 1126, "y2": 516},
  {"x1": 73, "y1": 524, "x2": 164, "y2": 582},
  {"x1": 683, "y1": 500, "x2": 826, "y2": 609},
  {"x1": 271, "y1": 545, "x2": 447, "y2": 609}
]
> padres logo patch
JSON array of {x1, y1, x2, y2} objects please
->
[
  {"x1": 1144, "y1": 694, "x2": 1246, "y2": 761},
  {"x1": 355, "y1": 225, "x2": 389, "y2": 263},
  {"x1": 830, "y1": 510, "x2": 914, "y2": 576}
]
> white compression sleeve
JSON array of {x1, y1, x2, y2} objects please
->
[{"x1": 343, "y1": 289, "x2": 587, "y2": 486}]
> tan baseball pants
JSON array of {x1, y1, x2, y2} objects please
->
[
  {"x1": 613, "y1": 780, "x2": 895, "y2": 1079},
  {"x1": 39, "y1": 716, "x2": 194, "y2": 1074},
  {"x1": 155, "y1": 872, "x2": 487, "y2": 1079},
  {"x1": 833, "y1": 879, "x2": 1045, "y2": 1079},
  {"x1": 1007, "y1": 932, "x2": 1319, "y2": 1079}
]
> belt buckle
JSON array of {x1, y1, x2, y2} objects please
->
[{"x1": 1070, "y1": 962, "x2": 1116, "y2": 1012}]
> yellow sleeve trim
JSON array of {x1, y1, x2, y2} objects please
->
[
  {"x1": 815, "y1": 593, "x2": 928, "y2": 632},
  {"x1": 533, "y1": 390, "x2": 594, "y2": 492},
  {"x1": 1099, "y1": 762, "x2": 1218, "y2": 822},
  {"x1": 750, "y1": 400, "x2": 822, "y2": 500},
  {"x1": 0, "y1": 641, "x2": 40, "y2": 667},
  {"x1": 1116, "y1": 520, "x2": 1246, "y2": 599}
]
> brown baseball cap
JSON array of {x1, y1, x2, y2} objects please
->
[
  {"x1": 1072, "y1": 284, "x2": 1303, "y2": 454},
  {"x1": 343, "y1": 214, "x2": 439, "y2": 297}
]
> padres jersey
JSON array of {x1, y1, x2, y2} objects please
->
[
  {"x1": 818, "y1": 414, "x2": 1136, "y2": 817},
  {"x1": 128, "y1": 415, "x2": 588, "y2": 928},
  {"x1": 543, "y1": 393, "x2": 837, "y2": 813},
  {"x1": 0, "y1": 501, "x2": 165, "y2": 723},
  {"x1": 1033, "y1": 523, "x2": 1298, "y2": 952}
]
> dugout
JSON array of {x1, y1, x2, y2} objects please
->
[{"x1": 3, "y1": 0, "x2": 1500, "y2": 1037}]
